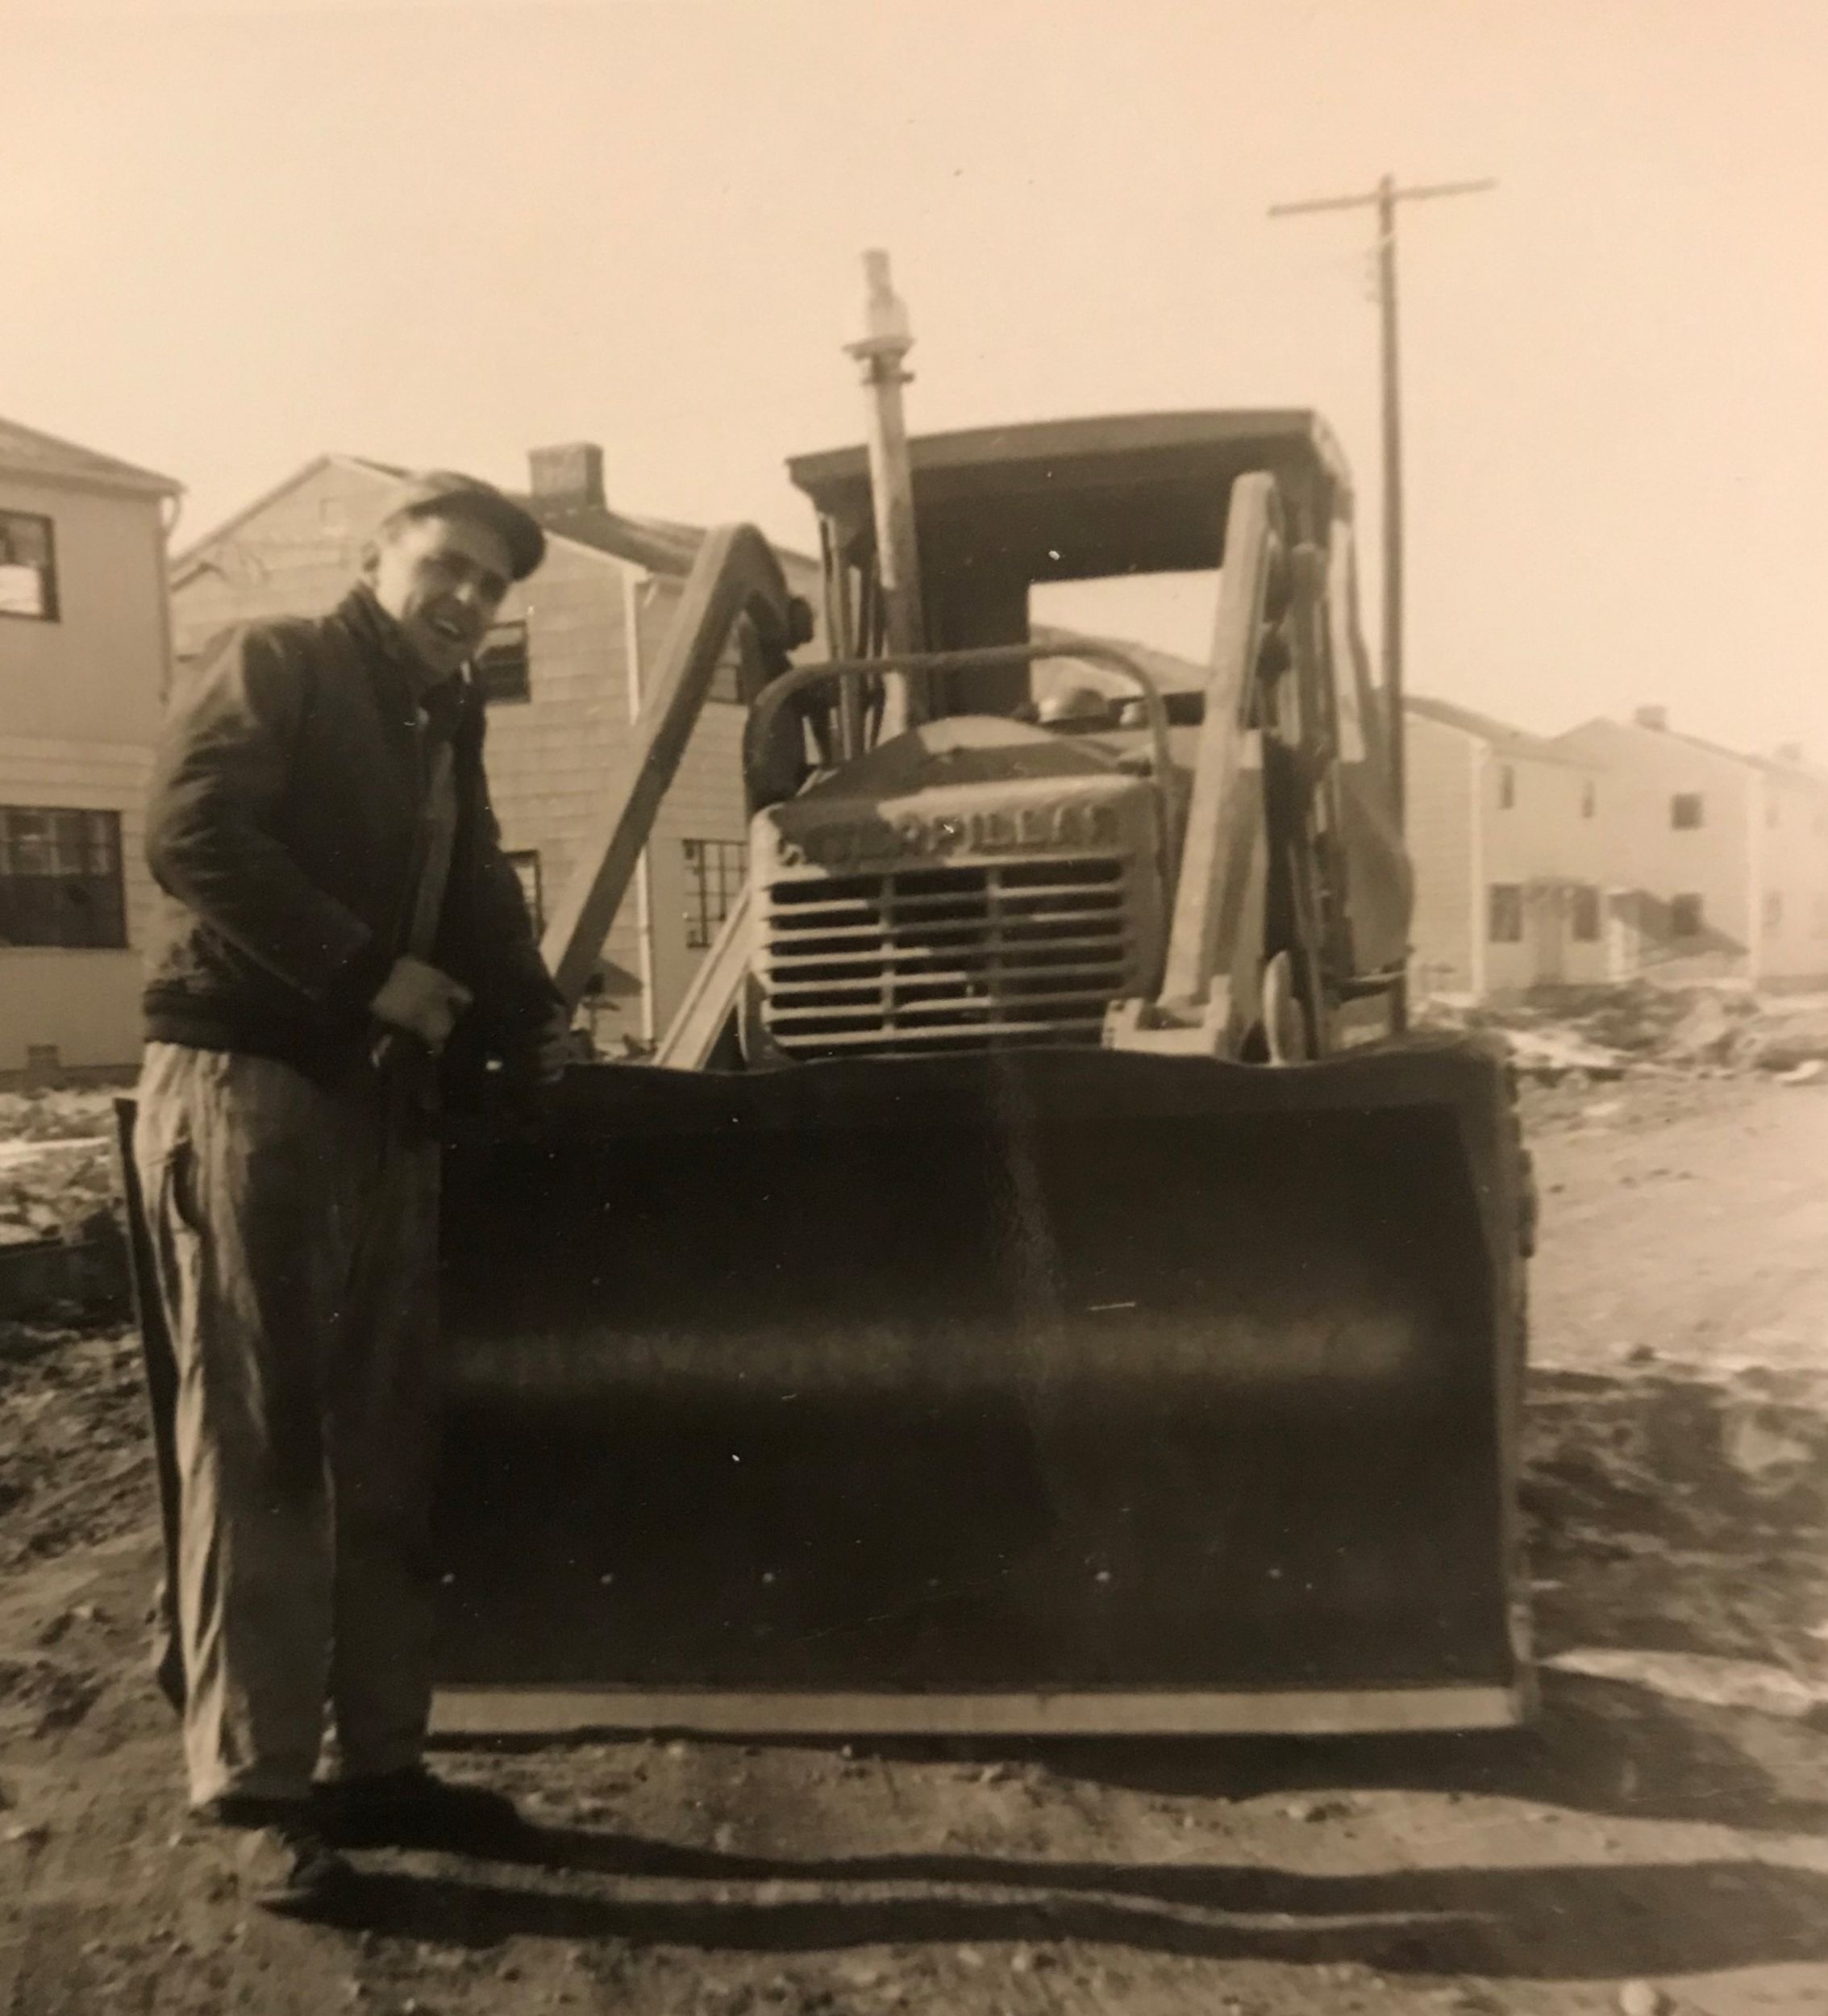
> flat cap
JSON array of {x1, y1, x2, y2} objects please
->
[{"x1": 379, "y1": 470, "x2": 547, "y2": 581}]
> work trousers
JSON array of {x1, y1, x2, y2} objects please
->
[{"x1": 133, "y1": 1041, "x2": 442, "y2": 1808}]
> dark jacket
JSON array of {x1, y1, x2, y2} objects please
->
[{"x1": 142, "y1": 586, "x2": 560, "y2": 1085}]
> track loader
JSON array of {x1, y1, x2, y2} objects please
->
[{"x1": 127, "y1": 261, "x2": 1534, "y2": 1738}]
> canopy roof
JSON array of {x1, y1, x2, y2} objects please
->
[{"x1": 788, "y1": 410, "x2": 1352, "y2": 584}]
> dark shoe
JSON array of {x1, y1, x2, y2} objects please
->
[
  {"x1": 323, "y1": 1766, "x2": 523, "y2": 1849},
  {"x1": 194, "y1": 1796, "x2": 355, "y2": 1917}
]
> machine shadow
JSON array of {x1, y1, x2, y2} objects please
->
[
  {"x1": 334, "y1": 1835, "x2": 1828, "y2": 1982},
  {"x1": 893, "y1": 1671, "x2": 1828, "y2": 1835}
]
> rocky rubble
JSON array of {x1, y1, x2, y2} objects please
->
[
  {"x1": 1423, "y1": 980, "x2": 1828, "y2": 1081},
  {"x1": 0, "y1": 1093, "x2": 129, "y2": 1320},
  {"x1": 0, "y1": 1093, "x2": 120, "y2": 1245}
]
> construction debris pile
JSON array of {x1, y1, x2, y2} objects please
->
[
  {"x1": 1524, "y1": 1353, "x2": 1828, "y2": 1687},
  {"x1": 1423, "y1": 981, "x2": 1828, "y2": 1083},
  {"x1": 0, "y1": 1094, "x2": 119, "y2": 1249},
  {"x1": 0, "y1": 1093, "x2": 127, "y2": 1323}
]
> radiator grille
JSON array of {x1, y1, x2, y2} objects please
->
[{"x1": 759, "y1": 856, "x2": 1139, "y2": 1056}]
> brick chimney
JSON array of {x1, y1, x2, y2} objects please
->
[
  {"x1": 528, "y1": 442, "x2": 605, "y2": 510},
  {"x1": 1634, "y1": 705, "x2": 1668, "y2": 731}
]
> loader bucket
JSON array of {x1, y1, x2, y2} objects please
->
[{"x1": 430, "y1": 1036, "x2": 1531, "y2": 1736}]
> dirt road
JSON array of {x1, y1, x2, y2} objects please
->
[{"x1": 2, "y1": 1076, "x2": 1826, "y2": 2015}]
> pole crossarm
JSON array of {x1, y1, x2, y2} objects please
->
[{"x1": 1268, "y1": 177, "x2": 1497, "y2": 218}]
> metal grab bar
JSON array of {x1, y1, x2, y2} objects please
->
[{"x1": 748, "y1": 637, "x2": 1176, "y2": 802}]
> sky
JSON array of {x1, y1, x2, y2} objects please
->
[{"x1": 5, "y1": 0, "x2": 1826, "y2": 756}]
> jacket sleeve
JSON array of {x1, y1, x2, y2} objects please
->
[
  {"x1": 439, "y1": 694, "x2": 563, "y2": 1060},
  {"x1": 144, "y1": 624, "x2": 392, "y2": 1010}
]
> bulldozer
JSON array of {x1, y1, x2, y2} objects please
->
[{"x1": 128, "y1": 259, "x2": 1534, "y2": 1739}]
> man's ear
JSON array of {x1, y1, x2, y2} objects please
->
[{"x1": 358, "y1": 537, "x2": 381, "y2": 580}]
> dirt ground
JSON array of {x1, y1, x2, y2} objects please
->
[{"x1": 3, "y1": 1073, "x2": 1826, "y2": 2016}]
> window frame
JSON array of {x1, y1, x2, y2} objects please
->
[
  {"x1": 0, "y1": 509, "x2": 60, "y2": 624},
  {"x1": 1487, "y1": 883, "x2": 1523, "y2": 945},
  {"x1": 681, "y1": 836, "x2": 748, "y2": 951},
  {"x1": 473, "y1": 619, "x2": 531, "y2": 705},
  {"x1": 504, "y1": 848, "x2": 543, "y2": 935},
  {"x1": 1671, "y1": 792, "x2": 1705, "y2": 831},
  {"x1": 0, "y1": 805, "x2": 127, "y2": 949}
]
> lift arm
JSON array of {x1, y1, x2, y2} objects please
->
[{"x1": 540, "y1": 523, "x2": 798, "y2": 1010}]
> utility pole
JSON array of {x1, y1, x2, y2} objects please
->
[{"x1": 1268, "y1": 175, "x2": 1495, "y2": 827}]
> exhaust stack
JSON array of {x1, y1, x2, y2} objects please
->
[{"x1": 845, "y1": 250, "x2": 928, "y2": 720}]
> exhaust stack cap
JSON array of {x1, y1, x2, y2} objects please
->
[{"x1": 847, "y1": 249, "x2": 913, "y2": 363}]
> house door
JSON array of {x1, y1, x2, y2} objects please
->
[
  {"x1": 1605, "y1": 895, "x2": 1634, "y2": 981},
  {"x1": 1530, "y1": 885, "x2": 1566, "y2": 985}
]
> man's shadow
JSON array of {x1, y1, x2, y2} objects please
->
[
  {"x1": 333, "y1": 1823, "x2": 1828, "y2": 1983},
  {"x1": 336, "y1": 1666, "x2": 1828, "y2": 1980}
]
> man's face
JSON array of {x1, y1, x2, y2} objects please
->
[{"x1": 368, "y1": 510, "x2": 514, "y2": 684}]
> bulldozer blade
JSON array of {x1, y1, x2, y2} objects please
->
[{"x1": 431, "y1": 1037, "x2": 1530, "y2": 1736}]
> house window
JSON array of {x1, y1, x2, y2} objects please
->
[
  {"x1": 1580, "y1": 780, "x2": 1597, "y2": 819},
  {"x1": 1497, "y1": 764, "x2": 1515, "y2": 810},
  {"x1": 506, "y1": 849, "x2": 543, "y2": 934},
  {"x1": 1570, "y1": 885, "x2": 1601, "y2": 943},
  {"x1": 1488, "y1": 884, "x2": 1523, "y2": 944},
  {"x1": 1764, "y1": 890, "x2": 1784, "y2": 935},
  {"x1": 0, "y1": 807, "x2": 126, "y2": 948},
  {"x1": 682, "y1": 837, "x2": 747, "y2": 950},
  {"x1": 0, "y1": 510, "x2": 58, "y2": 621},
  {"x1": 473, "y1": 620, "x2": 530, "y2": 704},
  {"x1": 1671, "y1": 793, "x2": 1705, "y2": 831},
  {"x1": 709, "y1": 643, "x2": 743, "y2": 705},
  {"x1": 1670, "y1": 893, "x2": 1705, "y2": 939}
]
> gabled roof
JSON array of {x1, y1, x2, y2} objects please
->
[
  {"x1": 1663, "y1": 727, "x2": 1828, "y2": 790},
  {"x1": 1407, "y1": 694, "x2": 1594, "y2": 769},
  {"x1": 0, "y1": 415, "x2": 180, "y2": 498},
  {"x1": 171, "y1": 450, "x2": 820, "y2": 591},
  {"x1": 524, "y1": 496, "x2": 824, "y2": 589},
  {"x1": 1561, "y1": 715, "x2": 1828, "y2": 791},
  {"x1": 169, "y1": 453, "x2": 390, "y2": 581},
  {"x1": 523, "y1": 498, "x2": 722, "y2": 577}
]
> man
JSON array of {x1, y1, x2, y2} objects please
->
[{"x1": 135, "y1": 473, "x2": 568, "y2": 1914}]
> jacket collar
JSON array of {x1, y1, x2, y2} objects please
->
[{"x1": 337, "y1": 584, "x2": 467, "y2": 734}]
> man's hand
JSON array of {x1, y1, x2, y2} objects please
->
[
  {"x1": 531, "y1": 1004, "x2": 573, "y2": 1085},
  {"x1": 370, "y1": 957, "x2": 473, "y2": 1053}
]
